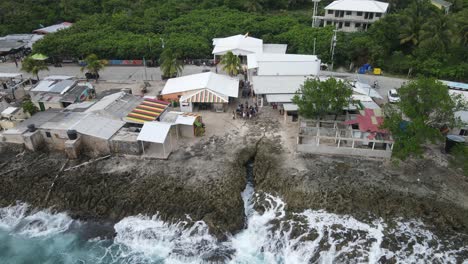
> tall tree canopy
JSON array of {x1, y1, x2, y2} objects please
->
[
  {"x1": 292, "y1": 77, "x2": 353, "y2": 119},
  {"x1": 382, "y1": 78, "x2": 468, "y2": 159}
]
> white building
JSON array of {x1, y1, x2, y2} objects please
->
[
  {"x1": 247, "y1": 53, "x2": 321, "y2": 79},
  {"x1": 212, "y1": 34, "x2": 287, "y2": 62},
  {"x1": 319, "y1": 0, "x2": 389, "y2": 32}
]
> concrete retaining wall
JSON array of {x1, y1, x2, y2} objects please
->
[{"x1": 297, "y1": 144, "x2": 392, "y2": 159}]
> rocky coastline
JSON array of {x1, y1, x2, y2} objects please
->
[{"x1": 1, "y1": 114, "x2": 467, "y2": 241}]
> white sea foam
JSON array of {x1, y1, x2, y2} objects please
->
[{"x1": 1, "y1": 195, "x2": 467, "y2": 263}]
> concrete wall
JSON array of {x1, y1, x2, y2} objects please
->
[
  {"x1": 33, "y1": 101, "x2": 64, "y2": 110},
  {"x1": 180, "y1": 102, "x2": 193, "y2": 112},
  {"x1": 1, "y1": 132, "x2": 25, "y2": 144},
  {"x1": 23, "y1": 130, "x2": 44, "y2": 151},
  {"x1": 179, "y1": 124, "x2": 195, "y2": 138},
  {"x1": 297, "y1": 143, "x2": 392, "y2": 158},
  {"x1": 80, "y1": 134, "x2": 111, "y2": 157},
  {"x1": 41, "y1": 129, "x2": 68, "y2": 151},
  {"x1": 323, "y1": 10, "x2": 386, "y2": 32},
  {"x1": 110, "y1": 137, "x2": 142, "y2": 155},
  {"x1": 161, "y1": 92, "x2": 183, "y2": 102}
]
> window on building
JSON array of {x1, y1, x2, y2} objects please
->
[
  {"x1": 45, "y1": 132, "x2": 51, "y2": 138},
  {"x1": 376, "y1": 13, "x2": 382, "y2": 17},
  {"x1": 328, "y1": 10, "x2": 333, "y2": 14},
  {"x1": 338, "y1": 22, "x2": 343, "y2": 28},
  {"x1": 346, "y1": 11, "x2": 351, "y2": 15},
  {"x1": 460, "y1": 129, "x2": 468, "y2": 136},
  {"x1": 345, "y1": 22, "x2": 350, "y2": 27},
  {"x1": 369, "y1": 13, "x2": 374, "y2": 19},
  {"x1": 340, "y1": 11, "x2": 344, "y2": 17},
  {"x1": 327, "y1": 21, "x2": 332, "y2": 25},
  {"x1": 335, "y1": 10, "x2": 339, "y2": 17},
  {"x1": 357, "y1": 12, "x2": 363, "y2": 16},
  {"x1": 355, "y1": 23, "x2": 361, "y2": 27}
]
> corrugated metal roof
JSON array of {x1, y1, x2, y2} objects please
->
[
  {"x1": 162, "y1": 72, "x2": 239, "y2": 98},
  {"x1": 137, "y1": 122, "x2": 172, "y2": 143},
  {"x1": 252, "y1": 75, "x2": 309, "y2": 94},
  {"x1": 325, "y1": 0, "x2": 389, "y2": 12},
  {"x1": 265, "y1": 94, "x2": 295, "y2": 103},
  {"x1": 73, "y1": 114, "x2": 125, "y2": 140},
  {"x1": 442, "y1": 80, "x2": 468, "y2": 91},
  {"x1": 31, "y1": 79, "x2": 76, "y2": 94}
]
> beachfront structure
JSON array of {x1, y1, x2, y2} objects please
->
[
  {"x1": 212, "y1": 34, "x2": 287, "y2": 63},
  {"x1": 137, "y1": 122, "x2": 176, "y2": 159},
  {"x1": 161, "y1": 72, "x2": 239, "y2": 113},
  {"x1": 29, "y1": 77, "x2": 94, "y2": 110},
  {"x1": 33, "y1": 22, "x2": 73, "y2": 35},
  {"x1": 297, "y1": 109, "x2": 394, "y2": 158},
  {"x1": 318, "y1": 0, "x2": 389, "y2": 32},
  {"x1": 0, "y1": 34, "x2": 44, "y2": 49}
]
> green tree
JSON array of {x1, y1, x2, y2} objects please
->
[
  {"x1": 220, "y1": 51, "x2": 241, "y2": 77},
  {"x1": 160, "y1": 48, "x2": 184, "y2": 79},
  {"x1": 382, "y1": 78, "x2": 467, "y2": 159},
  {"x1": 292, "y1": 77, "x2": 353, "y2": 119},
  {"x1": 20, "y1": 56, "x2": 49, "y2": 80},
  {"x1": 244, "y1": 0, "x2": 263, "y2": 12},
  {"x1": 80, "y1": 54, "x2": 108, "y2": 81},
  {"x1": 22, "y1": 99, "x2": 38, "y2": 115}
]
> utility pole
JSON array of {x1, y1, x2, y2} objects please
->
[
  {"x1": 330, "y1": 29, "x2": 337, "y2": 72},
  {"x1": 312, "y1": 0, "x2": 321, "y2": 27},
  {"x1": 313, "y1": 38, "x2": 316, "y2": 55},
  {"x1": 160, "y1": 38, "x2": 165, "y2": 49}
]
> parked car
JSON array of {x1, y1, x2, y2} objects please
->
[{"x1": 388, "y1": 89, "x2": 400, "y2": 103}]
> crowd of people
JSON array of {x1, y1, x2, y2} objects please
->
[{"x1": 233, "y1": 101, "x2": 258, "y2": 120}]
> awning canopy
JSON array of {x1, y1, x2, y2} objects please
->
[
  {"x1": 126, "y1": 97, "x2": 170, "y2": 124},
  {"x1": 283, "y1": 103, "x2": 299, "y2": 111},
  {"x1": 180, "y1": 89, "x2": 228, "y2": 103},
  {"x1": 137, "y1": 122, "x2": 172, "y2": 144}
]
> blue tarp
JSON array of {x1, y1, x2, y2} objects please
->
[{"x1": 440, "y1": 80, "x2": 468, "y2": 91}]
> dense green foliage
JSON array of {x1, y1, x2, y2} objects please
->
[
  {"x1": 20, "y1": 57, "x2": 49, "y2": 80},
  {"x1": 1, "y1": 0, "x2": 467, "y2": 81},
  {"x1": 449, "y1": 145, "x2": 468, "y2": 176},
  {"x1": 220, "y1": 51, "x2": 241, "y2": 77},
  {"x1": 293, "y1": 78, "x2": 353, "y2": 119},
  {"x1": 382, "y1": 78, "x2": 467, "y2": 159}
]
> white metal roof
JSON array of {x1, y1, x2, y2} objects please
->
[
  {"x1": 33, "y1": 22, "x2": 73, "y2": 34},
  {"x1": 162, "y1": 72, "x2": 239, "y2": 98},
  {"x1": 175, "y1": 115, "x2": 196, "y2": 125},
  {"x1": 44, "y1": 75, "x2": 74, "y2": 80},
  {"x1": 283, "y1": 104, "x2": 299, "y2": 111},
  {"x1": 247, "y1": 53, "x2": 320, "y2": 69},
  {"x1": 31, "y1": 79, "x2": 76, "y2": 94},
  {"x1": 266, "y1": 94, "x2": 295, "y2": 103},
  {"x1": 0, "y1": 73, "x2": 22, "y2": 78},
  {"x1": 325, "y1": 0, "x2": 389, "y2": 13},
  {"x1": 1, "y1": 107, "x2": 19, "y2": 116},
  {"x1": 73, "y1": 114, "x2": 125, "y2": 140},
  {"x1": 137, "y1": 122, "x2": 172, "y2": 144},
  {"x1": 252, "y1": 75, "x2": 312, "y2": 94},
  {"x1": 212, "y1": 35, "x2": 263, "y2": 55},
  {"x1": 262, "y1": 44, "x2": 288, "y2": 54}
]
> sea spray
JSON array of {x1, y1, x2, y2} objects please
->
[{"x1": 0, "y1": 198, "x2": 467, "y2": 263}]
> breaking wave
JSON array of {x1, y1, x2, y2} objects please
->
[{"x1": 0, "y1": 195, "x2": 467, "y2": 263}]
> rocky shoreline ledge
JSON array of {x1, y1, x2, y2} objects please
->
[{"x1": 1, "y1": 113, "x2": 467, "y2": 240}]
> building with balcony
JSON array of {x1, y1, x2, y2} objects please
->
[{"x1": 318, "y1": 0, "x2": 389, "y2": 32}]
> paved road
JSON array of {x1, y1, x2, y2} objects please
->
[
  {"x1": 0, "y1": 62, "x2": 213, "y2": 82},
  {"x1": 0, "y1": 62, "x2": 407, "y2": 102}
]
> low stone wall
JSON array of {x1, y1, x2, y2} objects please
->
[{"x1": 110, "y1": 134, "x2": 142, "y2": 156}]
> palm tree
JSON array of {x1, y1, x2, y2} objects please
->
[
  {"x1": 160, "y1": 48, "x2": 184, "y2": 79},
  {"x1": 398, "y1": 0, "x2": 435, "y2": 47},
  {"x1": 21, "y1": 56, "x2": 49, "y2": 80},
  {"x1": 81, "y1": 54, "x2": 108, "y2": 81},
  {"x1": 420, "y1": 12, "x2": 453, "y2": 52},
  {"x1": 220, "y1": 51, "x2": 241, "y2": 77},
  {"x1": 244, "y1": 0, "x2": 263, "y2": 12}
]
